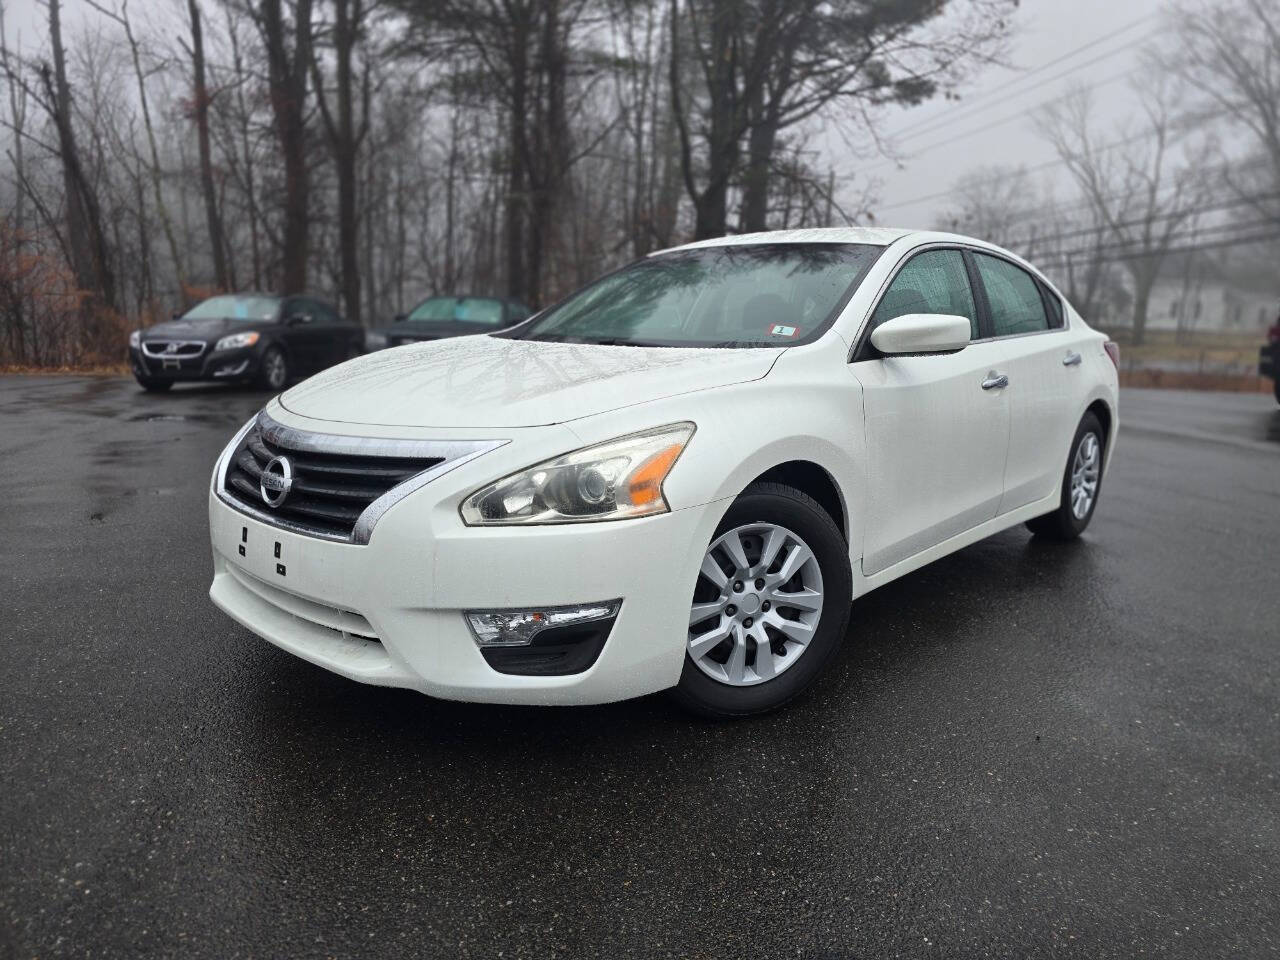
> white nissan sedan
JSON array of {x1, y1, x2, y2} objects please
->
[{"x1": 208, "y1": 228, "x2": 1118, "y2": 717}]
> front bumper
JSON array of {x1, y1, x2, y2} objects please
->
[
  {"x1": 208, "y1": 483, "x2": 724, "y2": 705},
  {"x1": 131, "y1": 343, "x2": 259, "y2": 381}
]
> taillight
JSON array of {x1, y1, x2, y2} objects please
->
[{"x1": 1103, "y1": 341, "x2": 1119, "y2": 368}]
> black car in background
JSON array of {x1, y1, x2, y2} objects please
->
[
  {"x1": 365, "y1": 295, "x2": 533, "y2": 350},
  {"x1": 128, "y1": 294, "x2": 363, "y2": 392},
  {"x1": 1260, "y1": 313, "x2": 1280, "y2": 405}
]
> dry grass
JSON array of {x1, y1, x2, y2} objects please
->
[
  {"x1": 1119, "y1": 369, "x2": 1273, "y2": 393},
  {"x1": 0, "y1": 363, "x2": 130, "y2": 376},
  {"x1": 1100, "y1": 328, "x2": 1264, "y2": 373}
]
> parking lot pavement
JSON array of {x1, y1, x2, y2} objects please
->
[{"x1": 2, "y1": 375, "x2": 1277, "y2": 959}]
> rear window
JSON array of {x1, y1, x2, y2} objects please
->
[{"x1": 972, "y1": 253, "x2": 1049, "y2": 337}]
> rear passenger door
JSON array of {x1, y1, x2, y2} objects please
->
[
  {"x1": 853, "y1": 247, "x2": 1013, "y2": 576},
  {"x1": 968, "y1": 252, "x2": 1088, "y2": 513}
]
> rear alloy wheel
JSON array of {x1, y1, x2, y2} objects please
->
[
  {"x1": 674, "y1": 482, "x2": 851, "y2": 717},
  {"x1": 1026, "y1": 411, "x2": 1105, "y2": 541},
  {"x1": 258, "y1": 346, "x2": 288, "y2": 391}
]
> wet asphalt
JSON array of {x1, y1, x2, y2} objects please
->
[{"x1": 1, "y1": 375, "x2": 1278, "y2": 959}]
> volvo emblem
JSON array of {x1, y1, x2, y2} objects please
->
[
  {"x1": 164, "y1": 342, "x2": 179, "y2": 354},
  {"x1": 259, "y1": 455, "x2": 293, "y2": 508}
]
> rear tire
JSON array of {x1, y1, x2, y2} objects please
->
[
  {"x1": 134, "y1": 376, "x2": 172, "y2": 392},
  {"x1": 1026, "y1": 411, "x2": 1105, "y2": 541},
  {"x1": 673, "y1": 481, "x2": 852, "y2": 718}
]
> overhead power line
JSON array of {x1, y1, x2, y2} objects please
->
[
  {"x1": 892, "y1": 37, "x2": 1155, "y2": 145},
  {"x1": 890, "y1": 11, "x2": 1162, "y2": 140},
  {"x1": 871, "y1": 109, "x2": 1245, "y2": 218},
  {"x1": 864, "y1": 65, "x2": 1138, "y2": 173},
  {"x1": 1033, "y1": 226, "x2": 1280, "y2": 271}
]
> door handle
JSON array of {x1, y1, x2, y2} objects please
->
[
  {"x1": 981, "y1": 372, "x2": 1009, "y2": 390},
  {"x1": 1062, "y1": 351, "x2": 1083, "y2": 366}
]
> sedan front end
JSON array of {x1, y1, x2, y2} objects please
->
[{"x1": 207, "y1": 405, "x2": 720, "y2": 704}]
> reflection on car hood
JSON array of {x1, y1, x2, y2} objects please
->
[{"x1": 280, "y1": 334, "x2": 783, "y2": 428}]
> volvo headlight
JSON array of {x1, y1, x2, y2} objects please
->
[
  {"x1": 215, "y1": 331, "x2": 260, "y2": 351},
  {"x1": 129, "y1": 330, "x2": 141, "y2": 348},
  {"x1": 460, "y1": 423, "x2": 695, "y2": 525}
]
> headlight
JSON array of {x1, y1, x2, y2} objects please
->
[
  {"x1": 365, "y1": 331, "x2": 388, "y2": 350},
  {"x1": 215, "y1": 331, "x2": 260, "y2": 351},
  {"x1": 129, "y1": 330, "x2": 141, "y2": 348},
  {"x1": 460, "y1": 423, "x2": 695, "y2": 525}
]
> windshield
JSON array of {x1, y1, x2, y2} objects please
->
[
  {"x1": 183, "y1": 295, "x2": 279, "y2": 323},
  {"x1": 404, "y1": 296, "x2": 506, "y2": 326},
  {"x1": 507, "y1": 243, "x2": 883, "y2": 347}
]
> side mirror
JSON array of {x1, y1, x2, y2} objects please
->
[
  {"x1": 285, "y1": 312, "x2": 312, "y2": 326},
  {"x1": 870, "y1": 313, "x2": 970, "y2": 355},
  {"x1": 171, "y1": 311, "x2": 182, "y2": 319},
  {"x1": 392, "y1": 313, "x2": 407, "y2": 323}
]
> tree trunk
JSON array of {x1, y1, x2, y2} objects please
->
[
  {"x1": 114, "y1": 0, "x2": 186, "y2": 301},
  {"x1": 740, "y1": 111, "x2": 778, "y2": 232},
  {"x1": 45, "y1": 0, "x2": 116, "y2": 318},
  {"x1": 313, "y1": 0, "x2": 362, "y2": 323},
  {"x1": 188, "y1": 0, "x2": 228, "y2": 290},
  {"x1": 261, "y1": 0, "x2": 313, "y2": 294},
  {"x1": 1129, "y1": 263, "x2": 1155, "y2": 346}
]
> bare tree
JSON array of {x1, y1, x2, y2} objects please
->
[
  {"x1": 938, "y1": 165, "x2": 1037, "y2": 249},
  {"x1": 256, "y1": 0, "x2": 315, "y2": 294},
  {"x1": 1168, "y1": 0, "x2": 1280, "y2": 225},
  {"x1": 42, "y1": 0, "x2": 117, "y2": 319},
  {"x1": 86, "y1": 0, "x2": 187, "y2": 299},
  {"x1": 669, "y1": 0, "x2": 1016, "y2": 240},
  {"x1": 1039, "y1": 81, "x2": 1212, "y2": 344},
  {"x1": 311, "y1": 0, "x2": 370, "y2": 324},
  {"x1": 184, "y1": 0, "x2": 230, "y2": 290}
]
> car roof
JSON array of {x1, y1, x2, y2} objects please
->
[
  {"x1": 653, "y1": 226, "x2": 1027, "y2": 258},
  {"x1": 655, "y1": 227, "x2": 914, "y2": 254}
]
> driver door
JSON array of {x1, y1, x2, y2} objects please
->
[{"x1": 851, "y1": 247, "x2": 1012, "y2": 576}]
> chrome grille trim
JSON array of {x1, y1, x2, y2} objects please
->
[
  {"x1": 141, "y1": 339, "x2": 207, "y2": 358},
  {"x1": 215, "y1": 411, "x2": 507, "y2": 545}
]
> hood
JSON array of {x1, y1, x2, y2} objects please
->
[
  {"x1": 280, "y1": 334, "x2": 782, "y2": 428},
  {"x1": 141, "y1": 317, "x2": 248, "y2": 339}
]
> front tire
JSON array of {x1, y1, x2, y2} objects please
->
[
  {"x1": 1026, "y1": 411, "x2": 1105, "y2": 541},
  {"x1": 673, "y1": 482, "x2": 852, "y2": 718},
  {"x1": 257, "y1": 346, "x2": 288, "y2": 391}
]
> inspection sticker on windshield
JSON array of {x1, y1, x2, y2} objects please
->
[{"x1": 768, "y1": 324, "x2": 799, "y2": 338}]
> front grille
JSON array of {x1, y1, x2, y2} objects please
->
[
  {"x1": 223, "y1": 420, "x2": 444, "y2": 540},
  {"x1": 141, "y1": 339, "x2": 206, "y2": 358}
]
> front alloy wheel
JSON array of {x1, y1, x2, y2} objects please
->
[
  {"x1": 258, "y1": 347, "x2": 288, "y2": 391},
  {"x1": 673, "y1": 481, "x2": 852, "y2": 717},
  {"x1": 688, "y1": 523, "x2": 824, "y2": 686}
]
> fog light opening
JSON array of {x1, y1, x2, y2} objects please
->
[{"x1": 465, "y1": 600, "x2": 620, "y2": 648}]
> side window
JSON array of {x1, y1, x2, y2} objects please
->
[
  {"x1": 279, "y1": 297, "x2": 301, "y2": 321},
  {"x1": 507, "y1": 301, "x2": 532, "y2": 323},
  {"x1": 1039, "y1": 281, "x2": 1065, "y2": 329},
  {"x1": 315, "y1": 301, "x2": 344, "y2": 325},
  {"x1": 871, "y1": 249, "x2": 979, "y2": 341},
  {"x1": 973, "y1": 253, "x2": 1049, "y2": 337}
]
